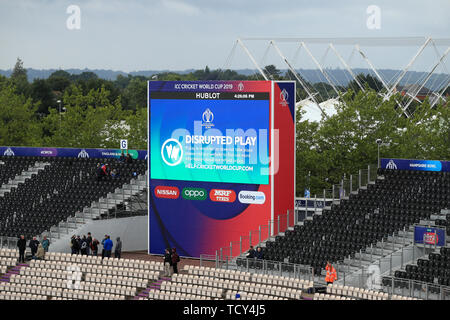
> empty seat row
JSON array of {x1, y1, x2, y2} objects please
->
[
  {"x1": 0, "y1": 258, "x2": 17, "y2": 266},
  {"x1": 314, "y1": 293, "x2": 355, "y2": 300},
  {"x1": 85, "y1": 274, "x2": 155, "y2": 288},
  {"x1": 148, "y1": 290, "x2": 214, "y2": 300},
  {"x1": 225, "y1": 291, "x2": 288, "y2": 300},
  {"x1": 161, "y1": 282, "x2": 223, "y2": 299},
  {"x1": 0, "y1": 249, "x2": 19, "y2": 258},
  {"x1": 46, "y1": 253, "x2": 163, "y2": 270},
  {"x1": 184, "y1": 265, "x2": 310, "y2": 290},
  {"x1": 6, "y1": 275, "x2": 136, "y2": 297},
  {"x1": 29, "y1": 259, "x2": 161, "y2": 279},
  {"x1": 0, "y1": 292, "x2": 47, "y2": 300},
  {"x1": 327, "y1": 284, "x2": 388, "y2": 300}
]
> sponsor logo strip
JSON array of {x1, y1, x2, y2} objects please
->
[
  {"x1": 154, "y1": 186, "x2": 180, "y2": 199},
  {"x1": 182, "y1": 187, "x2": 207, "y2": 201},
  {"x1": 209, "y1": 189, "x2": 236, "y2": 203},
  {"x1": 238, "y1": 191, "x2": 266, "y2": 204}
]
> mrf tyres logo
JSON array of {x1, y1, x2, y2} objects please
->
[
  {"x1": 161, "y1": 138, "x2": 183, "y2": 166},
  {"x1": 210, "y1": 189, "x2": 236, "y2": 203},
  {"x1": 182, "y1": 187, "x2": 207, "y2": 201}
]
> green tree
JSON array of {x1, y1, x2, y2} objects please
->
[
  {"x1": 10, "y1": 57, "x2": 30, "y2": 96},
  {"x1": 41, "y1": 84, "x2": 128, "y2": 148},
  {"x1": 0, "y1": 84, "x2": 41, "y2": 146},
  {"x1": 348, "y1": 73, "x2": 384, "y2": 93},
  {"x1": 122, "y1": 78, "x2": 148, "y2": 110},
  {"x1": 263, "y1": 65, "x2": 282, "y2": 80},
  {"x1": 47, "y1": 70, "x2": 72, "y2": 92},
  {"x1": 31, "y1": 79, "x2": 55, "y2": 115}
]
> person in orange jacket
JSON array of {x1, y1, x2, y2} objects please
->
[{"x1": 325, "y1": 261, "x2": 337, "y2": 285}]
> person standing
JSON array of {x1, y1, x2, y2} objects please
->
[
  {"x1": 91, "y1": 238, "x2": 99, "y2": 256},
  {"x1": 171, "y1": 248, "x2": 180, "y2": 274},
  {"x1": 163, "y1": 248, "x2": 172, "y2": 277},
  {"x1": 114, "y1": 237, "x2": 122, "y2": 259},
  {"x1": 325, "y1": 261, "x2": 337, "y2": 285},
  {"x1": 80, "y1": 235, "x2": 88, "y2": 255},
  {"x1": 70, "y1": 235, "x2": 77, "y2": 255},
  {"x1": 29, "y1": 237, "x2": 39, "y2": 258},
  {"x1": 17, "y1": 235, "x2": 26, "y2": 263},
  {"x1": 86, "y1": 233, "x2": 92, "y2": 256},
  {"x1": 101, "y1": 235, "x2": 108, "y2": 259},
  {"x1": 42, "y1": 236, "x2": 50, "y2": 253},
  {"x1": 76, "y1": 236, "x2": 82, "y2": 255},
  {"x1": 102, "y1": 236, "x2": 113, "y2": 259}
]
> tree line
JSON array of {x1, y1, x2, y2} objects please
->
[{"x1": 1, "y1": 58, "x2": 448, "y2": 195}]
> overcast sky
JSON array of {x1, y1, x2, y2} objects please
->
[{"x1": 0, "y1": 0, "x2": 449, "y2": 72}]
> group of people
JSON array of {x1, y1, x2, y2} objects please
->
[
  {"x1": 119, "y1": 151, "x2": 133, "y2": 164},
  {"x1": 70, "y1": 233, "x2": 122, "y2": 259},
  {"x1": 163, "y1": 247, "x2": 180, "y2": 277},
  {"x1": 246, "y1": 246, "x2": 264, "y2": 260},
  {"x1": 95, "y1": 151, "x2": 137, "y2": 181},
  {"x1": 96, "y1": 163, "x2": 118, "y2": 181},
  {"x1": 16, "y1": 235, "x2": 50, "y2": 263}
]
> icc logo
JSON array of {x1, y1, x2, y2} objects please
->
[
  {"x1": 238, "y1": 82, "x2": 244, "y2": 91},
  {"x1": 202, "y1": 108, "x2": 215, "y2": 129},
  {"x1": 77, "y1": 149, "x2": 89, "y2": 158},
  {"x1": 161, "y1": 139, "x2": 183, "y2": 166},
  {"x1": 386, "y1": 160, "x2": 397, "y2": 170},
  {"x1": 3, "y1": 148, "x2": 15, "y2": 156},
  {"x1": 280, "y1": 88, "x2": 289, "y2": 107}
]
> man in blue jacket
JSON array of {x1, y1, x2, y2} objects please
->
[{"x1": 102, "y1": 235, "x2": 113, "y2": 259}]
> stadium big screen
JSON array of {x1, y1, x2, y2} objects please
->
[{"x1": 148, "y1": 81, "x2": 295, "y2": 257}]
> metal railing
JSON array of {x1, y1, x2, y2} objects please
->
[
  {"x1": 380, "y1": 276, "x2": 450, "y2": 300},
  {"x1": 211, "y1": 210, "x2": 295, "y2": 261},
  {"x1": 199, "y1": 254, "x2": 316, "y2": 282},
  {"x1": 320, "y1": 164, "x2": 378, "y2": 203}
]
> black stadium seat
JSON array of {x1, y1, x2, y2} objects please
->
[
  {"x1": 264, "y1": 169, "x2": 450, "y2": 278},
  {"x1": 0, "y1": 156, "x2": 147, "y2": 239}
]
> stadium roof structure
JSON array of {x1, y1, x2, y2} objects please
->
[{"x1": 225, "y1": 37, "x2": 450, "y2": 120}]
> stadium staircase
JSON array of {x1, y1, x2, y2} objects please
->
[{"x1": 48, "y1": 171, "x2": 147, "y2": 248}]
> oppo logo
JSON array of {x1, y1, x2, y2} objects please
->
[
  {"x1": 210, "y1": 189, "x2": 236, "y2": 203},
  {"x1": 154, "y1": 186, "x2": 179, "y2": 199},
  {"x1": 182, "y1": 188, "x2": 207, "y2": 201},
  {"x1": 238, "y1": 191, "x2": 266, "y2": 204}
]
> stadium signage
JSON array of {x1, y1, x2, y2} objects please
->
[
  {"x1": 238, "y1": 191, "x2": 266, "y2": 204},
  {"x1": 209, "y1": 189, "x2": 236, "y2": 203},
  {"x1": 381, "y1": 158, "x2": 449, "y2": 172},
  {"x1": 182, "y1": 187, "x2": 207, "y2": 201},
  {"x1": 0, "y1": 146, "x2": 147, "y2": 160},
  {"x1": 414, "y1": 225, "x2": 446, "y2": 246},
  {"x1": 154, "y1": 186, "x2": 180, "y2": 199}
]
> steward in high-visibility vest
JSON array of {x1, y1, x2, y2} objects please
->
[{"x1": 325, "y1": 262, "x2": 337, "y2": 284}]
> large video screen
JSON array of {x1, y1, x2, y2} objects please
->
[{"x1": 150, "y1": 90, "x2": 270, "y2": 184}]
